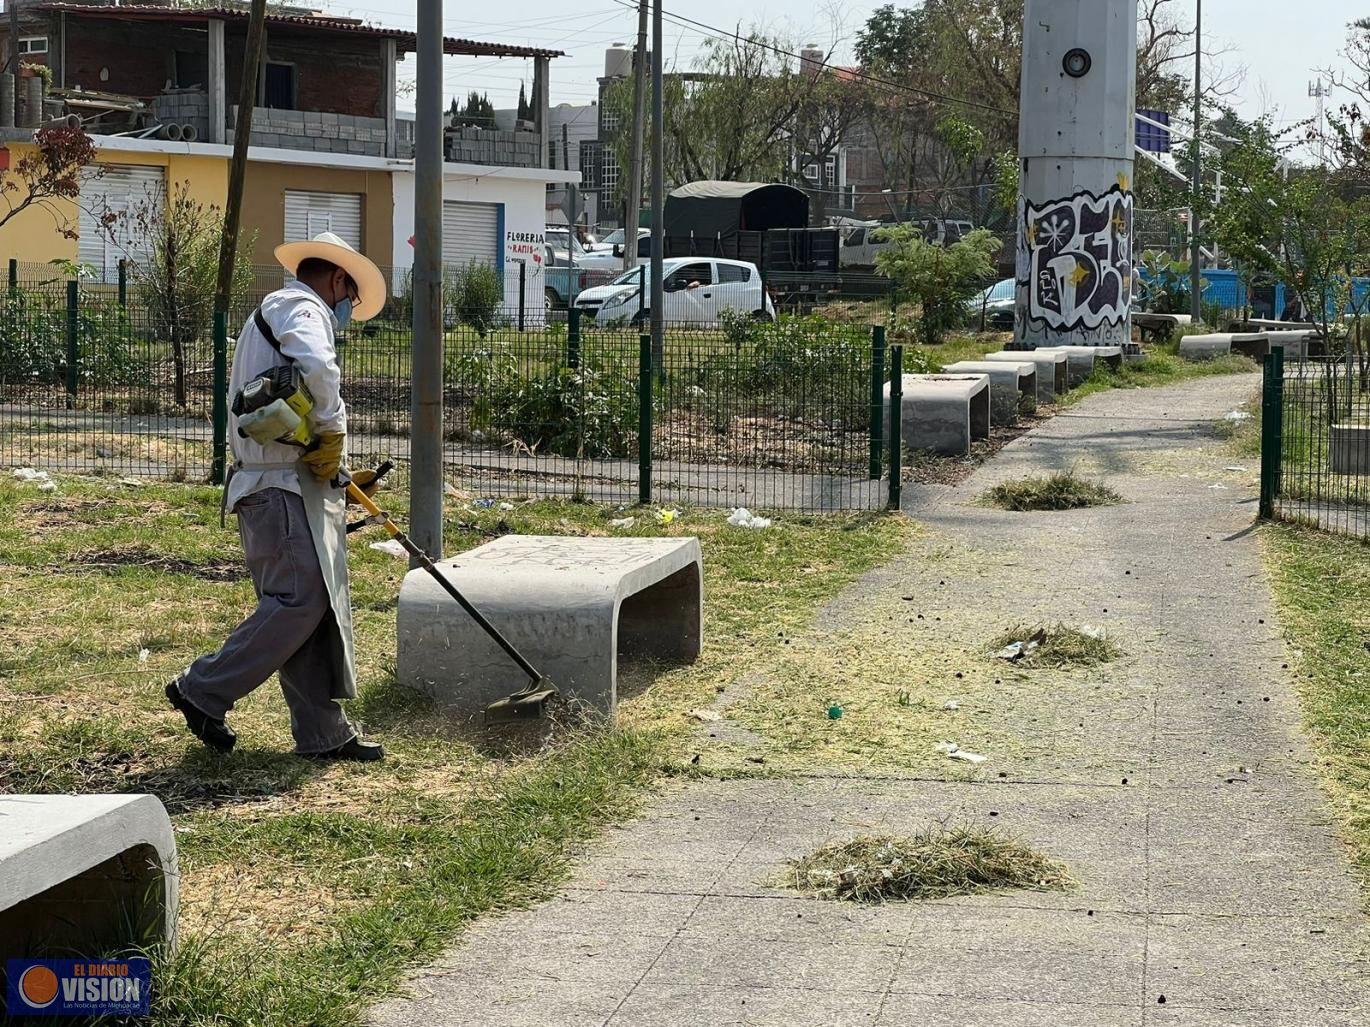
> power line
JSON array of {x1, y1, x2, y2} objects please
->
[{"x1": 605, "y1": 0, "x2": 1018, "y2": 119}]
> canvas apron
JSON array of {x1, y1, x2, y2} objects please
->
[{"x1": 226, "y1": 459, "x2": 358, "y2": 701}]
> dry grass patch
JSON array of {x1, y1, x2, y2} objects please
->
[
  {"x1": 990, "y1": 623, "x2": 1119, "y2": 668},
  {"x1": 983, "y1": 471, "x2": 1122, "y2": 511},
  {"x1": 785, "y1": 825, "x2": 1072, "y2": 903}
]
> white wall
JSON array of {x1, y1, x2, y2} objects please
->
[{"x1": 391, "y1": 168, "x2": 554, "y2": 321}]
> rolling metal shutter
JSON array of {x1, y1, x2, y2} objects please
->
[
  {"x1": 283, "y1": 191, "x2": 363, "y2": 248},
  {"x1": 78, "y1": 164, "x2": 165, "y2": 283},
  {"x1": 441, "y1": 200, "x2": 500, "y2": 269}
]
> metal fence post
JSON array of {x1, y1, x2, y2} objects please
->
[
  {"x1": 64, "y1": 280, "x2": 78, "y2": 408},
  {"x1": 869, "y1": 325, "x2": 886, "y2": 479},
  {"x1": 638, "y1": 333, "x2": 652, "y2": 505},
  {"x1": 567, "y1": 306, "x2": 581, "y2": 369},
  {"x1": 1259, "y1": 348, "x2": 1285, "y2": 519},
  {"x1": 517, "y1": 260, "x2": 526, "y2": 332},
  {"x1": 7, "y1": 258, "x2": 16, "y2": 294},
  {"x1": 211, "y1": 310, "x2": 229, "y2": 485},
  {"x1": 887, "y1": 343, "x2": 903, "y2": 510},
  {"x1": 117, "y1": 259, "x2": 127, "y2": 308}
]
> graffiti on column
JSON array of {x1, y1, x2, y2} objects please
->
[{"x1": 1019, "y1": 184, "x2": 1133, "y2": 331}]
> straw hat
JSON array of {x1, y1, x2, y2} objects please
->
[{"x1": 274, "y1": 232, "x2": 387, "y2": 322}]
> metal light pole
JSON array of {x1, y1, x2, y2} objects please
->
[
  {"x1": 649, "y1": 0, "x2": 664, "y2": 368},
  {"x1": 1013, "y1": 0, "x2": 1137, "y2": 348},
  {"x1": 411, "y1": 0, "x2": 444, "y2": 562},
  {"x1": 624, "y1": 0, "x2": 649, "y2": 270},
  {"x1": 1190, "y1": 0, "x2": 1202, "y2": 321}
]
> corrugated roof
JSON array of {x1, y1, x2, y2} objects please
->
[{"x1": 30, "y1": 3, "x2": 563, "y2": 58}]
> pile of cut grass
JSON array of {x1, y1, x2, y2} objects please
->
[
  {"x1": 785, "y1": 826, "x2": 1072, "y2": 903},
  {"x1": 983, "y1": 471, "x2": 1122, "y2": 511},
  {"x1": 990, "y1": 623, "x2": 1119, "y2": 668}
]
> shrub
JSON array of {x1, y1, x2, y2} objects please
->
[
  {"x1": 445, "y1": 262, "x2": 504, "y2": 337},
  {"x1": 485, "y1": 359, "x2": 643, "y2": 458},
  {"x1": 0, "y1": 289, "x2": 139, "y2": 388},
  {"x1": 873, "y1": 226, "x2": 1002, "y2": 344}
]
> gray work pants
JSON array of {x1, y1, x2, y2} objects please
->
[{"x1": 179, "y1": 487, "x2": 356, "y2": 754}]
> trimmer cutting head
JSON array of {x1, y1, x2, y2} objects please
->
[{"x1": 483, "y1": 679, "x2": 560, "y2": 723}]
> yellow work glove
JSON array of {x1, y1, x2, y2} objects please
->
[
  {"x1": 346, "y1": 466, "x2": 384, "y2": 506},
  {"x1": 302, "y1": 432, "x2": 345, "y2": 482}
]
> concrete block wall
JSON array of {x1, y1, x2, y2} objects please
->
[
  {"x1": 228, "y1": 105, "x2": 387, "y2": 156},
  {"x1": 152, "y1": 92, "x2": 209, "y2": 141},
  {"x1": 444, "y1": 126, "x2": 541, "y2": 169}
]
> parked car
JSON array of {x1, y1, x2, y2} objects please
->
[
  {"x1": 546, "y1": 226, "x2": 621, "y2": 272},
  {"x1": 970, "y1": 277, "x2": 1016, "y2": 330},
  {"x1": 841, "y1": 219, "x2": 979, "y2": 268},
  {"x1": 572, "y1": 257, "x2": 775, "y2": 325}
]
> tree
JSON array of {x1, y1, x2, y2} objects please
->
[
  {"x1": 516, "y1": 83, "x2": 532, "y2": 124},
  {"x1": 124, "y1": 182, "x2": 254, "y2": 408},
  {"x1": 792, "y1": 62, "x2": 866, "y2": 222},
  {"x1": 0, "y1": 125, "x2": 100, "y2": 240},
  {"x1": 873, "y1": 225, "x2": 1002, "y2": 344},
  {"x1": 602, "y1": 28, "x2": 829, "y2": 197},
  {"x1": 453, "y1": 91, "x2": 495, "y2": 129},
  {"x1": 1212, "y1": 116, "x2": 1370, "y2": 382},
  {"x1": 447, "y1": 96, "x2": 460, "y2": 122}
]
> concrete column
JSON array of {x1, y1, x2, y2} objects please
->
[
  {"x1": 0, "y1": 75, "x2": 13, "y2": 129},
  {"x1": 1013, "y1": 0, "x2": 1137, "y2": 349},
  {"x1": 382, "y1": 37, "x2": 397, "y2": 158},
  {"x1": 532, "y1": 55, "x2": 550, "y2": 169},
  {"x1": 207, "y1": 19, "x2": 226, "y2": 144}
]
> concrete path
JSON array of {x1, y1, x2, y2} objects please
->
[{"x1": 368, "y1": 373, "x2": 1370, "y2": 1027}]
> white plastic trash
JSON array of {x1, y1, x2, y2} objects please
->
[
  {"x1": 727, "y1": 507, "x2": 772, "y2": 529},
  {"x1": 370, "y1": 539, "x2": 408, "y2": 559}
]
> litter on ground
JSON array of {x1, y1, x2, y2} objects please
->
[
  {"x1": 1224, "y1": 410, "x2": 1251, "y2": 422},
  {"x1": 936, "y1": 741, "x2": 987, "y2": 764},
  {"x1": 656, "y1": 508, "x2": 681, "y2": 525},
  {"x1": 13, "y1": 468, "x2": 50, "y2": 482},
  {"x1": 38, "y1": 480, "x2": 57, "y2": 493},
  {"x1": 943, "y1": 700, "x2": 961, "y2": 711},
  {"x1": 996, "y1": 626, "x2": 1046, "y2": 662},
  {"x1": 727, "y1": 507, "x2": 773, "y2": 529},
  {"x1": 1223, "y1": 466, "x2": 1248, "y2": 472},
  {"x1": 687, "y1": 708, "x2": 724, "y2": 723},
  {"x1": 609, "y1": 516, "x2": 636, "y2": 529},
  {"x1": 369, "y1": 540, "x2": 408, "y2": 559},
  {"x1": 138, "y1": 648, "x2": 150, "y2": 666}
]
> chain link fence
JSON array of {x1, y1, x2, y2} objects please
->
[{"x1": 0, "y1": 260, "x2": 907, "y2": 511}]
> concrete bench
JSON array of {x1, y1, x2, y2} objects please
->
[
  {"x1": 942, "y1": 360, "x2": 1036, "y2": 425},
  {"x1": 1331, "y1": 424, "x2": 1370, "y2": 475},
  {"x1": 0, "y1": 795, "x2": 178, "y2": 959},
  {"x1": 1178, "y1": 332, "x2": 1270, "y2": 361},
  {"x1": 1038, "y1": 346, "x2": 1124, "y2": 384},
  {"x1": 884, "y1": 373, "x2": 991, "y2": 456},
  {"x1": 397, "y1": 536, "x2": 703, "y2": 717},
  {"x1": 983, "y1": 350, "x2": 1067, "y2": 404},
  {"x1": 1133, "y1": 311, "x2": 1192, "y2": 344},
  {"x1": 1233, "y1": 317, "x2": 1317, "y2": 333},
  {"x1": 1265, "y1": 330, "x2": 1316, "y2": 361}
]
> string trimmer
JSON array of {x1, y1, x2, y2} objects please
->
[{"x1": 341, "y1": 468, "x2": 559, "y2": 722}]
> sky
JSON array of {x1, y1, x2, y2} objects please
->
[{"x1": 319, "y1": 0, "x2": 1361, "y2": 130}]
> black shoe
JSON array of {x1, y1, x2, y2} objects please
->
[
  {"x1": 165, "y1": 681, "x2": 236, "y2": 753},
  {"x1": 304, "y1": 736, "x2": 385, "y2": 762}
]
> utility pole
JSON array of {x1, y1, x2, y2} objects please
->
[
  {"x1": 210, "y1": 0, "x2": 267, "y2": 484},
  {"x1": 649, "y1": 0, "x2": 664, "y2": 367},
  {"x1": 625, "y1": 0, "x2": 649, "y2": 270},
  {"x1": 1189, "y1": 0, "x2": 1202, "y2": 321},
  {"x1": 410, "y1": 0, "x2": 444, "y2": 562},
  {"x1": 1012, "y1": 0, "x2": 1137, "y2": 348}
]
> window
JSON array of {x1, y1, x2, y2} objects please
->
[
  {"x1": 600, "y1": 152, "x2": 619, "y2": 198},
  {"x1": 845, "y1": 227, "x2": 866, "y2": 246},
  {"x1": 717, "y1": 263, "x2": 750, "y2": 284},
  {"x1": 665, "y1": 262, "x2": 711, "y2": 291},
  {"x1": 263, "y1": 62, "x2": 295, "y2": 109},
  {"x1": 18, "y1": 37, "x2": 47, "y2": 54}
]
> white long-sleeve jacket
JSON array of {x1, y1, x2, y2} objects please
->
[{"x1": 225, "y1": 282, "x2": 348, "y2": 512}]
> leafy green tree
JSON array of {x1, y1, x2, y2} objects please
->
[
  {"x1": 125, "y1": 182, "x2": 254, "y2": 408},
  {"x1": 516, "y1": 83, "x2": 532, "y2": 124},
  {"x1": 454, "y1": 91, "x2": 495, "y2": 129},
  {"x1": 873, "y1": 225, "x2": 1002, "y2": 344}
]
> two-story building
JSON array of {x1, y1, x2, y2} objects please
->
[{"x1": 0, "y1": 0, "x2": 578, "y2": 312}]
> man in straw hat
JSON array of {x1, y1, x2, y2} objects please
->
[{"x1": 167, "y1": 232, "x2": 389, "y2": 761}]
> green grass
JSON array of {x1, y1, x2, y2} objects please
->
[
  {"x1": 989, "y1": 623, "x2": 1119, "y2": 668},
  {"x1": 983, "y1": 471, "x2": 1122, "y2": 512},
  {"x1": 1063, "y1": 348, "x2": 1258, "y2": 406},
  {"x1": 1261, "y1": 524, "x2": 1370, "y2": 896},
  {"x1": 784, "y1": 826, "x2": 1073, "y2": 903},
  {"x1": 0, "y1": 473, "x2": 910, "y2": 1024}
]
